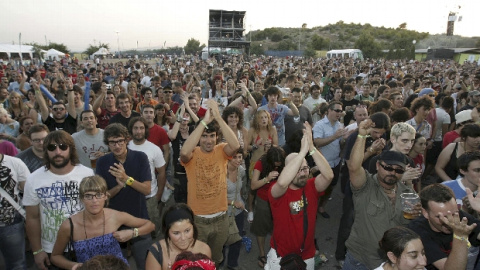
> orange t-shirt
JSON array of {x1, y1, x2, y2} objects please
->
[{"x1": 181, "y1": 143, "x2": 231, "y2": 215}]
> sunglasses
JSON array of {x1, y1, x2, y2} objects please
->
[
  {"x1": 47, "y1": 143, "x2": 69, "y2": 151},
  {"x1": 332, "y1": 109, "x2": 343, "y2": 113},
  {"x1": 53, "y1": 107, "x2": 65, "y2": 112},
  {"x1": 379, "y1": 163, "x2": 405, "y2": 174}
]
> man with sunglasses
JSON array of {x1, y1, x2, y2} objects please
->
[
  {"x1": 33, "y1": 80, "x2": 78, "y2": 135},
  {"x1": 313, "y1": 101, "x2": 351, "y2": 218},
  {"x1": 96, "y1": 123, "x2": 152, "y2": 270},
  {"x1": 343, "y1": 119, "x2": 420, "y2": 270},
  {"x1": 23, "y1": 130, "x2": 94, "y2": 270},
  {"x1": 265, "y1": 123, "x2": 333, "y2": 270}
]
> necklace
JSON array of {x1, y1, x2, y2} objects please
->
[
  {"x1": 83, "y1": 209, "x2": 105, "y2": 239},
  {"x1": 167, "y1": 239, "x2": 193, "y2": 269},
  {"x1": 382, "y1": 186, "x2": 396, "y2": 194}
]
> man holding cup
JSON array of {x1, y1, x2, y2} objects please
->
[{"x1": 342, "y1": 119, "x2": 421, "y2": 270}]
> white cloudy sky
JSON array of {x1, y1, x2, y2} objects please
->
[{"x1": 1, "y1": 0, "x2": 476, "y2": 52}]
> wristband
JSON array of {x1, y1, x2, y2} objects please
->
[
  {"x1": 200, "y1": 120, "x2": 208, "y2": 129},
  {"x1": 309, "y1": 149, "x2": 316, "y2": 156},
  {"x1": 33, "y1": 248, "x2": 44, "y2": 255},
  {"x1": 357, "y1": 134, "x2": 370, "y2": 139},
  {"x1": 231, "y1": 200, "x2": 234, "y2": 206},
  {"x1": 453, "y1": 234, "x2": 471, "y2": 248},
  {"x1": 133, "y1": 228, "x2": 139, "y2": 238},
  {"x1": 126, "y1": 177, "x2": 135, "y2": 186}
]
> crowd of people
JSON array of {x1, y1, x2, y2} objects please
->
[{"x1": 1, "y1": 53, "x2": 480, "y2": 270}]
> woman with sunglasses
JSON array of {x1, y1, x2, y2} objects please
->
[{"x1": 51, "y1": 175, "x2": 154, "y2": 270}]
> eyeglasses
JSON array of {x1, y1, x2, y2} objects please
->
[
  {"x1": 298, "y1": 166, "x2": 310, "y2": 174},
  {"x1": 108, "y1": 139, "x2": 126, "y2": 146},
  {"x1": 332, "y1": 109, "x2": 343, "y2": 113},
  {"x1": 379, "y1": 163, "x2": 405, "y2": 174},
  {"x1": 53, "y1": 107, "x2": 65, "y2": 112},
  {"x1": 32, "y1": 137, "x2": 46, "y2": 144},
  {"x1": 83, "y1": 192, "x2": 106, "y2": 200},
  {"x1": 46, "y1": 143, "x2": 69, "y2": 151}
]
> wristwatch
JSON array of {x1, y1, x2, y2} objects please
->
[{"x1": 126, "y1": 177, "x2": 135, "y2": 186}]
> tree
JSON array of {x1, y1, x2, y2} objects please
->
[
  {"x1": 276, "y1": 40, "x2": 296, "y2": 51},
  {"x1": 398, "y1": 23, "x2": 407, "y2": 29},
  {"x1": 250, "y1": 44, "x2": 265, "y2": 56},
  {"x1": 303, "y1": 47, "x2": 317, "y2": 58},
  {"x1": 354, "y1": 32, "x2": 382, "y2": 58},
  {"x1": 310, "y1": 34, "x2": 330, "y2": 50},
  {"x1": 26, "y1": 42, "x2": 70, "y2": 55},
  {"x1": 184, "y1": 38, "x2": 205, "y2": 55}
]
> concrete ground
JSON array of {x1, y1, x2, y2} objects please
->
[{"x1": 3, "y1": 184, "x2": 344, "y2": 270}]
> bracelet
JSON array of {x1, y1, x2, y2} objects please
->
[
  {"x1": 357, "y1": 134, "x2": 371, "y2": 139},
  {"x1": 309, "y1": 149, "x2": 316, "y2": 156},
  {"x1": 134, "y1": 228, "x2": 139, "y2": 238},
  {"x1": 231, "y1": 200, "x2": 234, "y2": 206},
  {"x1": 200, "y1": 120, "x2": 208, "y2": 129},
  {"x1": 263, "y1": 177, "x2": 269, "y2": 184},
  {"x1": 33, "y1": 248, "x2": 44, "y2": 255},
  {"x1": 126, "y1": 177, "x2": 135, "y2": 186},
  {"x1": 453, "y1": 234, "x2": 471, "y2": 248}
]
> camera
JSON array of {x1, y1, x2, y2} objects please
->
[{"x1": 106, "y1": 84, "x2": 112, "y2": 90}]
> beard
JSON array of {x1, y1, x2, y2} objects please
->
[
  {"x1": 49, "y1": 155, "x2": 70, "y2": 169},
  {"x1": 379, "y1": 174, "x2": 398, "y2": 186},
  {"x1": 292, "y1": 176, "x2": 308, "y2": 188}
]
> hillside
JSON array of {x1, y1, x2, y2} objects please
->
[{"x1": 246, "y1": 21, "x2": 480, "y2": 58}]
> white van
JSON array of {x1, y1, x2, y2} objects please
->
[{"x1": 326, "y1": 49, "x2": 363, "y2": 60}]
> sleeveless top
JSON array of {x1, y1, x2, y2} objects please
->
[
  {"x1": 72, "y1": 233, "x2": 128, "y2": 264},
  {"x1": 445, "y1": 142, "x2": 460, "y2": 180},
  {"x1": 148, "y1": 241, "x2": 164, "y2": 265}
]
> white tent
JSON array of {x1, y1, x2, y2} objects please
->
[
  {"x1": 92, "y1": 47, "x2": 110, "y2": 56},
  {"x1": 46, "y1": 48, "x2": 65, "y2": 61},
  {"x1": 0, "y1": 43, "x2": 34, "y2": 60}
]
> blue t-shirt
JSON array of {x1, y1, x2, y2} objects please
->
[{"x1": 96, "y1": 149, "x2": 151, "y2": 219}]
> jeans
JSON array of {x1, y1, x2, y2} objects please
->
[
  {"x1": 335, "y1": 184, "x2": 354, "y2": 260},
  {"x1": 222, "y1": 212, "x2": 244, "y2": 268},
  {"x1": 0, "y1": 221, "x2": 26, "y2": 270},
  {"x1": 342, "y1": 251, "x2": 369, "y2": 270},
  {"x1": 173, "y1": 173, "x2": 188, "y2": 203}
]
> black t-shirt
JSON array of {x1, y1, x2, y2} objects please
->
[
  {"x1": 407, "y1": 213, "x2": 480, "y2": 270},
  {"x1": 108, "y1": 111, "x2": 141, "y2": 127},
  {"x1": 341, "y1": 98, "x2": 360, "y2": 125},
  {"x1": 43, "y1": 114, "x2": 77, "y2": 135}
]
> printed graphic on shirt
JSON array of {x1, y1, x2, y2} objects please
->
[
  {"x1": 194, "y1": 158, "x2": 226, "y2": 200},
  {"x1": 289, "y1": 197, "x2": 308, "y2": 214},
  {"x1": 0, "y1": 165, "x2": 18, "y2": 224},
  {"x1": 36, "y1": 181, "x2": 81, "y2": 242}
]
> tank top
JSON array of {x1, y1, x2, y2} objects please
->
[
  {"x1": 72, "y1": 233, "x2": 127, "y2": 264},
  {"x1": 445, "y1": 142, "x2": 460, "y2": 180}
]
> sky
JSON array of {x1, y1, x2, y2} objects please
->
[{"x1": 1, "y1": 0, "x2": 477, "y2": 53}]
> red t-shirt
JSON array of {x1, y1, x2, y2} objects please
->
[
  {"x1": 443, "y1": 130, "x2": 460, "y2": 148},
  {"x1": 148, "y1": 124, "x2": 170, "y2": 149},
  {"x1": 254, "y1": 160, "x2": 276, "y2": 201},
  {"x1": 268, "y1": 178, "x2": 323, "y2": 259},
  {"x1": 97, "y1": 108, "x2": 120, "y2": 129}
]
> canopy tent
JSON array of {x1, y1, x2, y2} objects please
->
[
  {"x1": 92, "y1": 47, "x2": 111, "y2": 56},
  {"x1": 45, "y1": 48, "x2": 66, "y2": 61},
  {"x1": 0, "y1": 43, "x2": 34, "y2": 60}
]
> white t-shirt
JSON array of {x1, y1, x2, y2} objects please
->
[
  {"x1": 0, "y1": 155, "x2": 30, "y2": 226},
  {"x1": 128, "y1": 140, "x2": 165, "y2": 198},
  {"x1": 72, "y1": 129, "x2": 108, "y2": 169},
  {"x1": 434, "y1": 108, "x2": 451, "y2": 142},
  {"x1": 303, "y1": 96, "x2": 327, "y2": 123},
  {"x1": 22, "y1": 165, "x2": 94, "y2": 252}
]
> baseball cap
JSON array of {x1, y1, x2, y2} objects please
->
[
  {"x1": 418, "y1": 88, "x2": 435, "y2": 97},
  {"x1": 378, "y1": 151, "x2": 408, "y2": 168},
  {"x1": 455, "y1": 109, "x2": 472, "y2": 124}
]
